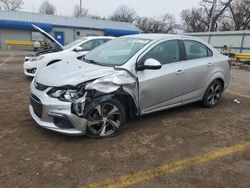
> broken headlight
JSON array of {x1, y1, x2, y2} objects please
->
[{"x1": 47, "y1": 86, "x2": 85, "y2": 102}]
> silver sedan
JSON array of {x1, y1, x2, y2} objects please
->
[{"x1": 30, "y1": 34, "x2": 231, "y2": 138}]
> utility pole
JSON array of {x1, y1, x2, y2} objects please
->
[
  {"x1": 209, "y1": 0, "x2": 217, "y2": 32},
  {"x1": 80, "y1": 0, "x2": 82, "y2": 15}
]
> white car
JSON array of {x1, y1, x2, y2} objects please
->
[{"x1": 23, "y1": 25, "x2": 114, "y2": 77}]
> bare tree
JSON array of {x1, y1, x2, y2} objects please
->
[
  {"x1": 73, "y1": 4, "x2": 88, "y2": 17},
  {"x1": 39, "y1": 1, "x2": 56, "y2": 15},
  {"x1": 87, "y1": 14, "x2": 104, "y2": 20},
  {"x1": 158, "y1": 14, "x2": 179, "y2": 33},
  {"x1": 110, "y1": 5, "x2": 137, "y2": 23},
  {"x1": 218, "y1": 19, "x2": 234, "y2": 31},
  {"x1": 229, "y1": 0, "x2": 250, "y2": 30},
  {"x1": 0, "y1": 0, "x2": 23, "y2": 10},
  {"x1": 200, "y1": 0, "x2": 233, "y2": 31},
  {"x1": 180, "y1": 0, "x2": 233, "y2": 32},
  {"x1": 135, "y1": 16, "x2": 151, "y2": 32},
  {"x1": 180, "y1": 8, "x2": 208, "y2": 32},
  {"x1": 135, "y1": 14, "x2": 178, "y2": 33}
]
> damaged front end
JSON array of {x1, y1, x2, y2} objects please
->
[{"x1": 71, "y1": 69, "x2": 140, "y2": 119}]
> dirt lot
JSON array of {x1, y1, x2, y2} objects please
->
[{"x1": 0, "y1": 51, "x2": 250, "y2": 188}]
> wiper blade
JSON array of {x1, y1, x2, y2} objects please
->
[{"x1": 83, "y1": 58, "x2": 103, "y2": 66}]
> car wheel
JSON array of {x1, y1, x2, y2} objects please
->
[
  {"x1": 86, "y1": 99, "x2": 126, "y2": 138},
  {"x1": 202, "y1": 79, "x2": 223, "y2": 108}
]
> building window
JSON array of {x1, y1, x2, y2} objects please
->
[
  {"x1": 76, "y1": 31, "x2": 80, "y2": 36},
  {"x1": 31, "y1": 32, "x2": 44, "y2": 41}
]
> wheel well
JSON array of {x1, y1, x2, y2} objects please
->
[
  {"x1": 202, "y1": 77, "x2": 225, "y2": 100},
  {"x1": 112, "y1": 94, "x2": 138, "y2": 119},
  {"x1": 47, "y1": 59, "x2": 61, "y2": 66},
  {"x1": 215, "y1": 78, "x2": 224, "y2": 89}
]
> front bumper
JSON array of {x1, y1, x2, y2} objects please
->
[
  {"x1": 23, "y1": 59, "x2": 45, "y2": 77},
  {"x1": 29, "y1": 80, "x2": 88, "y2": 136}
]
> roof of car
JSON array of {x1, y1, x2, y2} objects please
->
[
  {"x1": 122, "y1": 33, "x2": 197, "y2": 41},
  {"x1": 83, "y1": 36, "x2": 116, "y2": 40}
]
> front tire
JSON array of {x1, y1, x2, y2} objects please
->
[
  {"x1": 202, "y1": 80, "x2": 223, "y2": 108},
  {"x1": 86, "y1": 99, "x2": 126, "y2": 138}
]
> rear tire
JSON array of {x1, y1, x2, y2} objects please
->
[
  {"x1": 86, "y1": 99, "x2": 126, "y2": 139},
  {"x1": 202, "y1": 80, "x2": 223, "y2": 108}
]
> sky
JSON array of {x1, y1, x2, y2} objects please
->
[{"x1": 22, "y1": 0, "x2": 201, "y2": 19}]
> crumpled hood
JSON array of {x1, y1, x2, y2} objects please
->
[{"x1": 35, "y1": 59, "x2": 115, "y2": 87}]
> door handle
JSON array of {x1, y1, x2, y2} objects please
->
[
  {"x1": 207, "y1": 62, "x2": 213, "y2": 67},
  {"x1": 176, "y1": 70, "x2": 184, "y2": 75}
]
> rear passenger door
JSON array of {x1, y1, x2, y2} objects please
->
[{"x1": 181, "y1": 40, "x2": 213, "y2": 102}]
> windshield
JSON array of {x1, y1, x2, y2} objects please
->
[
  {"x1": 84, "y1": 38, "x2": 151, "y2": 66},
  {"x1": 63, "y1": 38, "x2": 86, "y2": 49}
]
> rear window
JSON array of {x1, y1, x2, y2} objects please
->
[
  {"x1": 63, "y1": 38, "x2": 87, "y2": 49},
  {"x1": 184, "y1": 40, "x2": 213, "y2": 60}
]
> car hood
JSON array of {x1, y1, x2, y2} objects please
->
[
  {"x1": 35, "y1": 60, "x2": 115, "y2": 87},
  {"x1": 32, "y1": 24, "x2": 64, "y2": 49}
]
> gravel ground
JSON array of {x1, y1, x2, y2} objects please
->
[{"x1": 0, "y1": 51, "x2": 249, "y2": 188}]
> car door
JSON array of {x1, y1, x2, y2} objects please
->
[
  {"x1": 181, "y1": 40, "x2": 214, "y2": 102},
  {"x1": 136, "y1": 40, "x2": 185, "y2": 114}
]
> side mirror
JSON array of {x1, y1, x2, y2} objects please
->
[
  {"x1": 75, "y1": 46, "x2": 83, "y2": 52},
  {"x1": 136, "y1": 58, "x2": 162, "y2": 71}
]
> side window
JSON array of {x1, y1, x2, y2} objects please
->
[
  {"x1": 184, "y1": 40, "x2": 213, "y2": 60},
  {"x1": 95, "y1": 39, "x2": 109, "y2": 47},
  {"x1": 80, "y1": 39, "x2": 108, "y2": 51},
  {"x1": 80, "y1": 40, "x2": 95, "y2": 51},
  {"x1": 142, "y1": 40, "x2": 180, "y2": 65}
]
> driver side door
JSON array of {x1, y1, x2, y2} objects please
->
[{"x1": 136, "y1": 40, "x2": 184, "y2": 114}]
